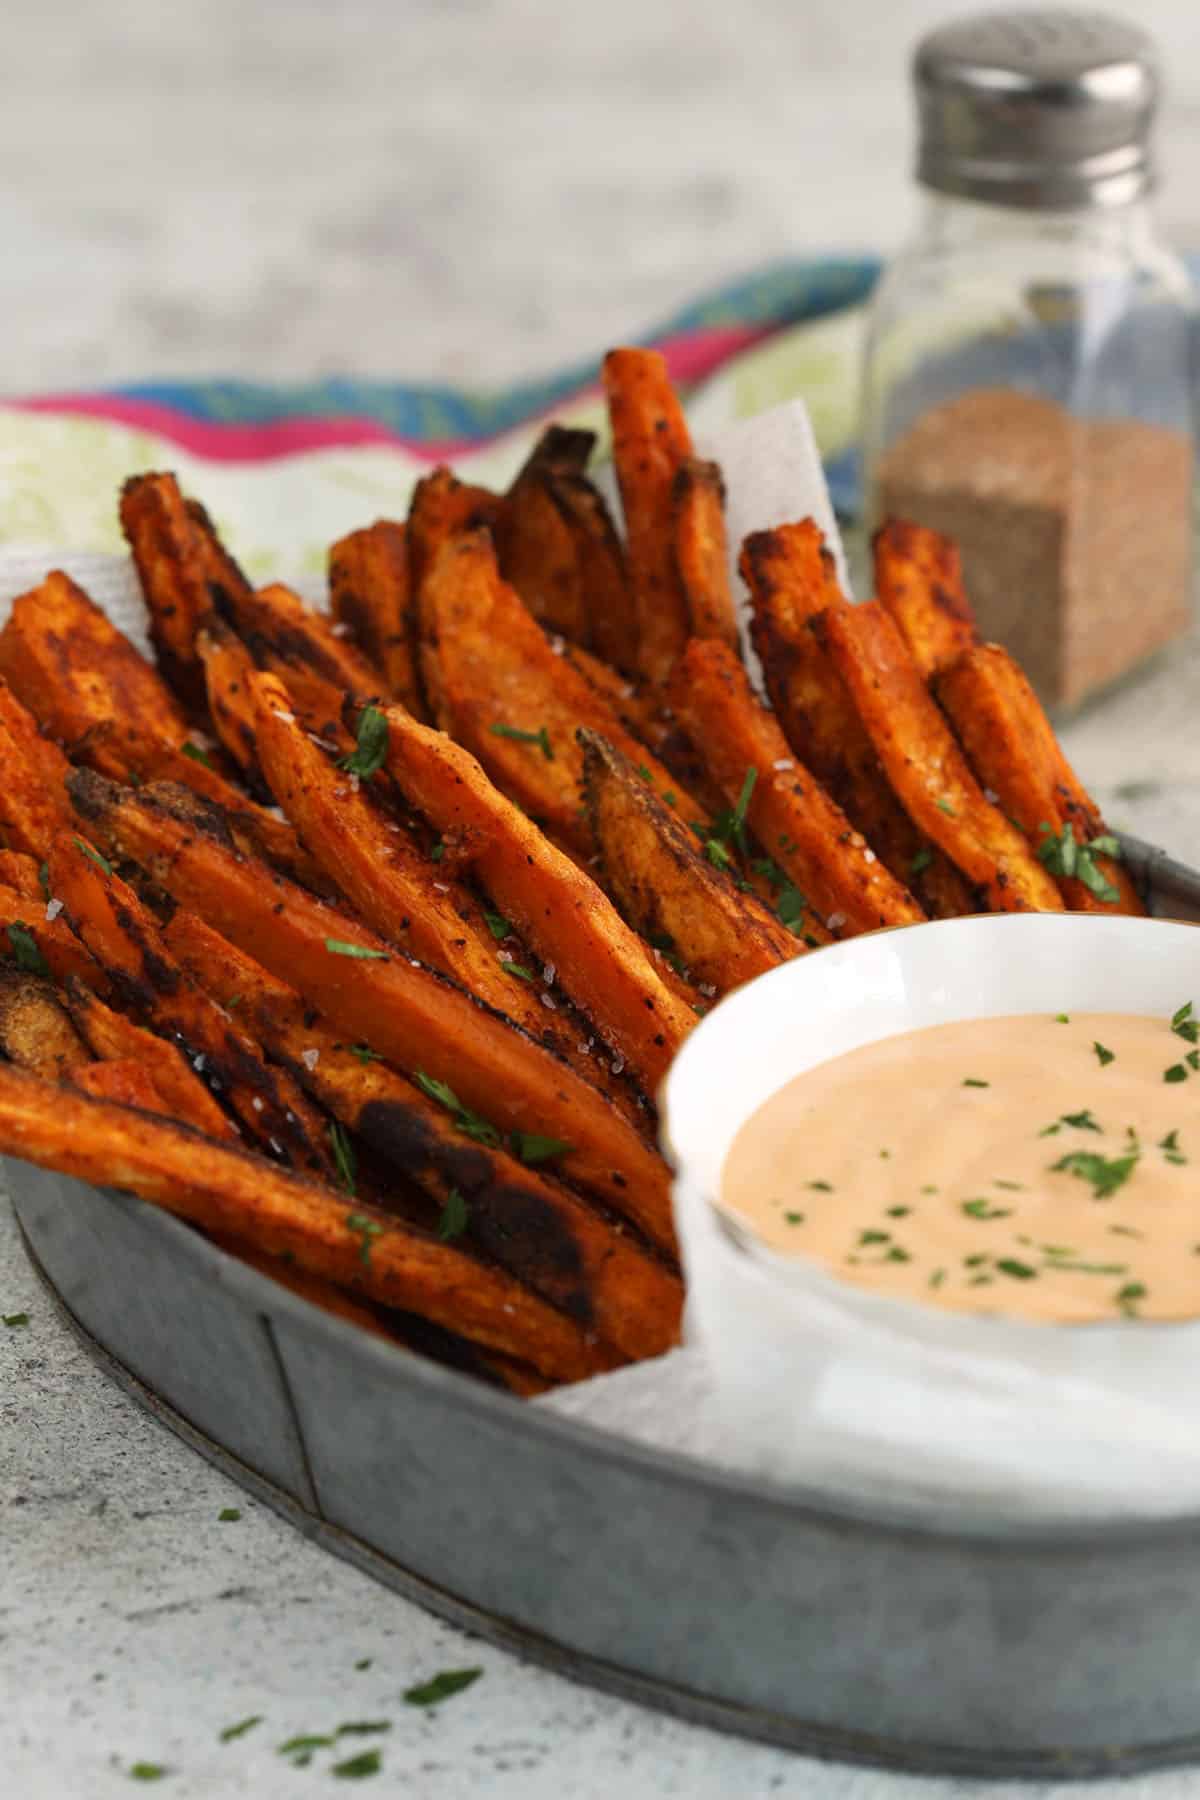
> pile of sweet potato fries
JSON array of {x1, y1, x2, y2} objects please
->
[{"x1": 0, "y1": 348, "x2": 1141, "y2": 1392}]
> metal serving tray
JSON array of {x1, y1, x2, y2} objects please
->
[{"x1": 13, "y1": 833, "x2": 1200, "y2": 1781}]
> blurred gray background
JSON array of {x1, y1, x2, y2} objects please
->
[{"x1": 7, "y1": 0, "x2": 1200, "y2": 391}]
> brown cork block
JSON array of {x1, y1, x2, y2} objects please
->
[{"x1": 875, "y1": 388, "x2": 1193, "y2": 711}]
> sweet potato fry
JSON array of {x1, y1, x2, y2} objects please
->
[
  {"x1": 47, "y1": 832, "x2": 336, "y2": 1173},
  {"x1": 423, "y1": 530, "x2": 706, "y2": 851},
  {"x1": 67, "y1": 772, "x2": 675, "y2": 1245},
  {"x1": 119, "y1": 472, "x2": 216, "y2": 711},
  {"x1": 0, "y1": 971, "x2": 90, "y2": 1079},
  {"x1": 407, "y1": 466, "x2": 501, "y2": 627},
  {"x1": 251, "y1": 671, "x2": 611, "y2": 1068},
  {"x1": 73, "y1": 1058, "x2": 174, "y2": 1114},
  {"x1": 166, "y1": 909, "x2": 682, "y2": 1360},
  {"x1": 603, "y1": 347, "x2": 694, "y2": 685},
  {"x1": 0, "y1": 571, "x2": 190, "y2": 757},
  {"x1": 669, "y1": 639, "x2": 926, "y2": 935},
  {"x1": 227, "y1": 582, "x2": 382, "y2": 711},
  {"x1": 0, "y1": 680, "x2": 73, "y2": 860},
  {"x1": 672, "y1": 458, "x2": 738, "y2": 650},
  {"x1": 814, "y1": 601, "x2": 1064, "y2": 913},
  {"x1": 0, "y1": 1064, "x2": 613, "y2": 1381},
  {"x1": 0, "y1": 885, "x2": 107, "y2": 993},
  {"x1": 936, "y1": 643, "x2": 1143, "y2": 915},
  {"x1": 494, "y1": 430, "x2": 596, "y2": 646},
  {"x1": 194, "y1": 619, "x2": 268, "y2": 791},
  {"x1": 546, "y1": 468, "x2": 639, "y2": 673},
  {"x1": 581, "y1": 730, "x2": 801, "y2": 996},
  {"x1": 742, "y1": 524, "x2": 975, "y2": 919},
  {"x1": 0, "y1": 853, "x2": 43, "y2": 901},
  {"x1": 873, "y1": 519, "x2": 978, "y2": 679},
  {"x1": 328, "y1": 520, "x2": 424, "y2": 716},
  {"x1": 63, "y1": 978, "x2": 237, "y2": 1140},
  {"x1": 374, "y1": 702, "x2": 696, "y2": 1094}
]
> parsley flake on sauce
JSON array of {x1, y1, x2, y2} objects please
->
[
  {"x1": 962, "y1": 1198, "x2": 1011, "y2": 1220},
  {"x1": 962, "y1": 1078, "x2": 989, "y2": 1088},
  {"x1": 1051, "y1": 1148, "x2": 1139, "y2": 1201},
  {"x1": 1093, "y1": 1041, "x2": 1115, "y2": 1067}
]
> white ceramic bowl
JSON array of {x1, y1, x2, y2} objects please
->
[{"x1": 661, "y1": 913, "x2": 1200, "y2": 1521}]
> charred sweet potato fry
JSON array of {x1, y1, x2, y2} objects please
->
[
  {"x1": 227, "y1": 583, "x2": 382, "y2": 711},
  {"x1": 166, "y1": 909, "x2": 682, "y2": 1359},
  {"x1": 493, "y1": 430, "x2": 596, "y2": 646},
  {"x1": 581, "y1": 730, "x2": 801, "y2": 996},
  {"x1": 119, "y1": 472, "x2": 222, "y2": 712},
  {"x1": 195, "y1": 619, "x2": 268, "y2": 791},
  {"x1": 47, "y1": 832, "x2": 336, "y2": 1173},
  {"x1": 63, "y1": 978, "x2": 237, "y2": 1140},
  {"x1": 251, "y1": 670, "x2": 609, "y2": 1066},
  {"x1": 0, "y1": 884, "x2": 107, "y2": 993},
  {"x1": 547, "y1": 469, "x2": 639, "y2": 673},
  {"x1": 407, "y1": 465, "x2": 501, "y2": 616},
  {"x1": 67, "y1": 772, "x2": 675, "y2": 1245},
  {"x1": 73, "y1": 1058, "x2": 174, "y2": 1114},
  {"x1": 814, "y1": 602, "x2": 1063, "y2": 913},
  {"x1": 742, "y1": 524, "x2": 975, "y2": 919},
  {"x1": 603, "y1": 347, "x2": 695, "y2": 685},
  {"x1": 0, "y1": 853, "x2": 43, "y2": 901},
  {"x1": 0, "y1": 971, "x2": 90, "y2": 1079},
  {"x1": 0, "y1": 680, "x2": 73, "y2": 860},
  {"x1": 328, "y1": 520, "x2": 425, "y2": 716},
  {"x1": 873, "y1": 519, "x2": 978, "y2": 680},
  {"x1": 423, "y1": 531, "x2": 706, "y2": 851},
  {"x1": 0, "y1": 571, "x2": 190, "y2": 755},
  {"x1": 936, "y1": 643, "x2": 1143, "y2": 915},
  {"x1": 374, "y1": 702, "x2": 696, "y2": 1093},
  {"x1": 669, "y1": 639, "x2": 926, "y2": 935},
  {"x1": 0, "y1": 1063, "x2": 614, "y2": 1381},
  {"x1": 672, "y1": 458, "x2": 739, "y2": 650}
]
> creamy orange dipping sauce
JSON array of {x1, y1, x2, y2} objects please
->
[{"x1": 721, "y1": 1010, "x2": 1200, "y2": 1323}]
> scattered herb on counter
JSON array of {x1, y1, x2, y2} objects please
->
[
  {"x1": 962, "y1": 1077, "x2": 989, "y2": 1088},
  {"x1": 336, "y1": 1722, "x2": 392, "y2": 1737},
  {"x1": 73, "y1": 837, "x2": 112, "y2": 875},
  {"x1": 331, "y1": 1748, "x2": 383, "y2": 1779},
  {"x1": 1093, "y1": 1041, "x2": 1115, "y2": 1067},
  {"x1": 878, "y1": 1149, "x2": 891, "y2": 1160},
  {"x1": 1050, "y1": 1148, "x2": 1139, "y2": 1201},
  {"x1": 437, "y1": 1189, "x2": 468, "y2": 1242},
  {"x1": 885, "y1": 1246, "x2": 911, "y2": 1263},
  {"x1": 324, "y1": 939, "x2": 389, "y2": 961},
  {"x1": 339, "y1": 706, "x2": 389, "y2": 780},
  {"x1": 329, "y1": 1122, "x2": 357, "y2": 1195},
  {"x1": 414, "y1": 1073, "x2": 501, "y2": 1147},
  {"x1": 7, "y1": 923, "x2": 48, "y2": 978},
  {"x1": 483, "y1": 911, "x2": 511, "y2": 941},
  {"x1": 181, "y1": 740, "x2": 214, "y2": 771},
  {"x1": 345, "y1": 1212, "x2": 384, "y2": 1266},
  {"x1": 1042, "y1": 1260, "x2": 1127, "y2": 1275},
  {"x1": 921, "y1": 1184, "x2": 939, "y2": 1195},
  {"x1": 489, "y1": 722, "x2": 553, "y2": 761},
  {"x1": 1109, "y1": 1224, "x2": 1143, "y2": 1239},
  {"x1": 403, "y1": 1668, "x2": 483, "y2": 1708},
  {"x1": 278, "y1": 1734, "x2": 336, "y2": 1763},
  {"x1": 128, "y1": 1763, "x2": 168, "y2": 1782},
  {"x1": 219, "y1": 1716, "x2": 263, "y2": 1744},
  {"x1": 354, "y1": 1659, "x2": 373, "y2": 1672},
  {"x1": 509, "y1": 1131, "x2": 572, "y2": 1167},
  {"x1": 218, "y1": 1508, "x2": 241, "y2": 1522},
  {"x1": 3, "y1": 1312, "x2": 29, "y2": 1328}
]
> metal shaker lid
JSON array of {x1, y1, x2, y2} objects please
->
[{"x1": 915, "y1": 10, "x2": 1158, "y2": 209}]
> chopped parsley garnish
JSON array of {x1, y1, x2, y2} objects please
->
[
  {"x1": 3, "y1": 1312, "x2": 29, "y2": 1328},
  {"x1": 329, "y1": 1121, "x2": 357, "y2": 1195},
  {"x1": 355, "y1": 1659, "x2": 373, "y2": 1672},
  {"x1": 1116, "y1": 1281, "x2": 1147, "y2": 1316},
  {"x1": 910, "y1": 847, "x2": 933, "y2": 876},
  {"x1": 775, "y1": 882, "x2": 807, "y2": 931},
  {"x1": 129, "y1": 1764, "x2": 168, "y2": 1782},
  {"x1": 509, "y1": 1131, "x2": 572, "y2": 1166},
  {"x1": 489, "y1": 722, "x2": 553, "y2": 761},
  {"x1": 859, "y1": 1229, "x2": 890, "y2": 1245},
  {"x1": 935, "y1": 797, "x2": 955, "y2": 816},
  {"x1": 886, "y1": 1205, "x2": 910, "y2": 1217},
  {"x1": 929, "y1": 1268, "x2": 946, "y2": 1288},
  {"x1": 1051, "y1": 1148, "x2": 1139, "y2": 1201},
  {"x1": 784, "y1": 1211, "x2": 804, "y2": 1225},
  {"x1": 345, "y1": 1212, "x2": 384, "y2": 1265},
  {"x1": 437, "y1": 1189, "x2": 468, "y2": 1241},
  {"x1": 350, "y1": 1043, "x2": 381, "y2": 1065},
  {"x1": 962, "y1": 1078, "x2": 989, "y2": 1089},
  {"x1": 699, "y1": 767, "x2": 758, "y2": 871},
  {"x1": 73, "y1": 836, "x2": 112, "y2": 875},
  {"x1": 1036, "y1": 822, "x2": 1121, "y2": 903},
  {"x1": 994, "y1": 1179, "x2": 1024, "y2": 1191},
  {"x1": 1164, "y1": 1064, "x2": 1188, "y2": 1084},
  {"x1": 483, "y1": 911, "x2": 511, "y2": 941},
  {"x1": 1062, "y1": 1109, "x2": 1101, "y2": 1132},
  {"x1": 335, "y1": 1721, "x2": 391, "y2": 1737},
  {"x1": 181, "y1": 740, "x2": 214, "y2": 770},
  {"x1": 1093, "y1": 1041, "x2": 1115, "y2": 1067},
  {"x1": 218, "y1": 1507, "x2": 241, "y2": 1522},
  {"x1": 415, "y1": 1073, "x2": 501, "y2": 1147},
  {"x1": 430, "y1": 841, "x2": 446, "y2": 862},
  {"x1": 962, "y1": 1198, "x2": 1011, "y2": 1220},
  {"x1": 499, "y1": 960, "x2": 535, "y2": 982},
  {"x1": 921, "y1": 1184, "x2": 939, "y2": 1195},
  {"x1": 996, "y1": 1259, "x2": 1036, "y2": 1280},
  {"x1": 331, "y1": 1748, "x2": 382, "y2": 1779},
  {"x1": 878, "y1": 1148, "x2": 891, "y2": 1160},
  {"x1": 1172, "y1": 1001, "x2": 1199, "y2": 1043},
  {"x1": 1043, "y1": 1260, "x2": 1127, "y2": 1275},
  {"x1": 339, "y1": 705, "x2": 389, "y2": 780},
  {"x1": 403, "y1": 1668, "x2": 483, "y2": 1708},
  {"x1": 807, "y1": 1179, "x2": 833, "y2": 1192},
  {"x1": 6, "y1": 922, "x2": 48, "y2": 977},
  {"x1": 220, "y1": 1716, "x2": 263, "y2": 1743},
  {"x1": 1160, "y1": 1129, "x2": 1187, "y2": 1164},
  {"x1": 278, "y1": 1734, "x2": 336, "y2": 1759},
  {"x1": 325, "y1": 939, "x2": 389, "y2": 961},
  {"x1": 1055, "y1": 1013, "x2": 1070, "y2": 1023},
  {"x1": 636, "y1": 763, "x2": 653, "y2": 781},
  {"x1": 885, "y1": 1246, "x2": 911, "y2": 1263}
]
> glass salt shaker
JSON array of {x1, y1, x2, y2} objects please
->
[{"x1": 859, "y1": 9, "x2": 1196, "y2": 712}]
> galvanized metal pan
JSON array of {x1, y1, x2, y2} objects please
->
[{"x1": 13, "y1": 833, "x2": 1200, "y2": 1780}]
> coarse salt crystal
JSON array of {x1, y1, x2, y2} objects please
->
[
  {"x1": 611, "y1": 1053, "x2": 626, "y2": 1076},
  {"x1": 542, "y1": 963, "x2": 556, "y2": 986},
  {"x1": 193, "y1": 1054, "x2": 206, "y2": 1073},
  {"x1": 773, "y1": 757, "x2": 794, "y2": 771},
  {"x1": 827, "y1": 912, "x2": 847, "y2": 931},
  {"x1": 698, "y1": 984, "x2": 716, "y2": 999},
  {"x1": 984, "y1": 788, "x2": 999, "y2": 805},
  {"x1": 301, "y1": 1048, "x2": 320, "y2": 1070},
  {"x1": 540, "y1": 993, "x2": 557, "y2": 1011},
  {"x1": 268, "y1": 1137, "x2": 284, "y2": 1155},
  {"x1": 863, "y1": 849, "x2": 876, "y2": 865},
  {"x1": 549, "y1": 634, "x2": 566, "y2": 656},
  {"x1": 432, "y1": 882, "x2": 449, "y2": 892},
  {"x1": 330, "y1": 621, "x2": 352, "y2": 638},
  {"x1": 44, "y1": 898, "x2": 63, "y2": 921},
  {"x1": 273, "y1": 709, "x2": 296, "y2": 725},
  {"x1": 252, "y1": 1097, "x2": 264, "y2": 1112}
]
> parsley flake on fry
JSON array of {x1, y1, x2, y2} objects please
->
[
  {"x1": 489, "y1": 722, "x2": 553, "y2": 761},
  {"x1": 324, "y1": 939, "x2": 389, "y2": 961},
  {"x1": 339, "y1": 706, "x2": 389, "y2": 780}
]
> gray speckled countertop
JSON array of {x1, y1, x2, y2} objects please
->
[{"x1": 6, "y1": 1, "x2": 1200, "y2": 1793}]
